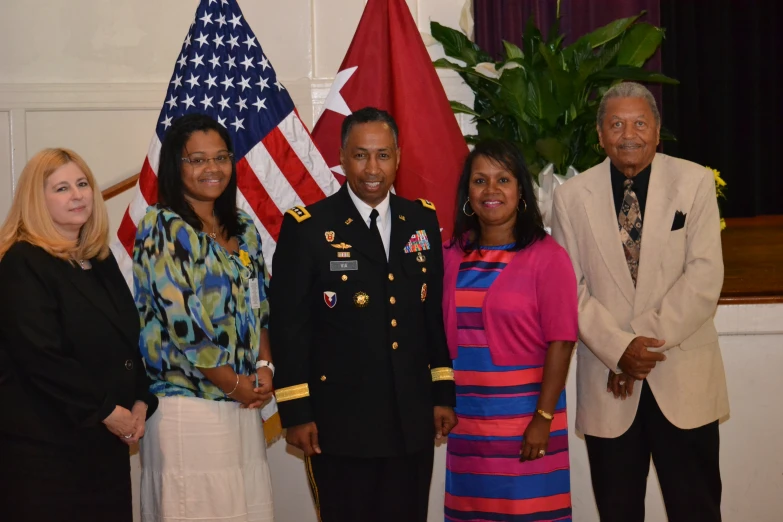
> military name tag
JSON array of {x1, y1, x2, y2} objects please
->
[{"x1": 330, "y1": 260, "x2": 358, "y2": 271}]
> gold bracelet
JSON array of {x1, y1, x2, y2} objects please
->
[
  {"x1": 536, "y1": 409, "x2": 554, "y2": 421},
  {"x1": 225, "y1": 374, "x2": 240, "y2": 397}
]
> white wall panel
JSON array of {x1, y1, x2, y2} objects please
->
[{"x1": 0, "y1": 111, "x2": 11, "y2": 219}]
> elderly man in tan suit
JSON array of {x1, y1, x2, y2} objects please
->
[{"x1": 551, "y1": 82, "x2": 728, "y2": 522}]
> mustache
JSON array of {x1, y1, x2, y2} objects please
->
[{"x1": 618, "y1": 141, "x2": 643, "y2": 149}]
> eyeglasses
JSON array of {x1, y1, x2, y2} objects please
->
[{"x1": 181, "y1": 153, "x2": 234, "y2": 169}]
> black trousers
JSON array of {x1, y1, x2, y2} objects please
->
[
  {"x1": 585, "y1": 382, "x2": 722, "y2": 522},
  {"x1": 306, "y1": 448, "x2": 434, "y2": 522}
]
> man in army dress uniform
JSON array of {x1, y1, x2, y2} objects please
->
[{"x1": 270, "y1": 107, "x2": 457, "y2": 522}]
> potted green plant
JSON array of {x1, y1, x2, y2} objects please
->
[{"x1": 430, "y1": 11, "x2": 677, "y2": 179}]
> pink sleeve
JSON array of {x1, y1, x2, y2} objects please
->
[{"x1": 536, "y1": 242, "x2": 579, "y2": 342}]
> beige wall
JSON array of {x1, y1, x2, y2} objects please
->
[{"x1": 2, "y1": 2, "x2": 781, "y2": 522}]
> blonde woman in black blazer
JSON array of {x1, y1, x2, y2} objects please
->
[{"x1": 0, "y1": 148, "x2": 157, "y2": 522}]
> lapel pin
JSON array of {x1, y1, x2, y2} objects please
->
[
  {"x1": 398, "y1": 215, "x2": 406, "y2": 221},
  {"x1": 345, "y1": 218, "x2": 353, "y2": 225},
  {"x1": 325, "y1": 231, "x2": 335, "y2": 242}
]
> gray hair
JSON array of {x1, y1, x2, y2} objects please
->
[{"x1": 597, "y1": 82, "x2": 660, "y2": 127}]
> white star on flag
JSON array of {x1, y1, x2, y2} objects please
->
[
  {"x1": 199, "y1": 12, "x2": 213, "y2": 26},
  {"x1": 220, "y1": 75, "x2": 234, "y2": 90},
  {"x1": 244, "y1": 35, "x2": 257, "y2": 49},
  {"x1": 171, "y1": 74, "x2": 183, "y2": 87},
  {"x1": 240, "y1": 56, "x2": 255, "y2": 71},
  {"x1": 205, "y1": 74, "x2": 218, "y2": 89},
  {"x1": 236, "y1": 96, "x2": 247, "y2": 111},
  {"x1": 230, "y1": 116, "x2": 244, "y2": 131},
  {"x1": 322, "y1": 66, "x2": 357, "y2": 117},
  {"x1": 218, "y1": 95, "x2": 230, "y2": 111},
  {"x1": 212, "y1": 34, "x2": 224, "y2": 48},
  {"x1": 199, "y1": 95, "x2": 214, "y2": 109},
  {"x1": 165, "y1": 95, "x2": 178, "y2": 109},
  {"x1": 238, "y1": 76, "x2": 251, "y2": 91},
  {"x1": 228, "y1": 13, "x2": 242, "y2": 28},
  {"x1": 160, "y1": 115, "x2": 173, "y2": 129},
  {"x1": 182, "y1": 93, "x2": 196, "y2": 110},
  {"x1": 195, "y1": 32, "x2": 209, "y2": 47},
  {"x1": 259, "y1": 55, "x2": 270, "y2": 70},
  {"x1": 209, "y1": 54, "x2": 221, "y2": 68},
  {"x1": 256, "y1": 76, "x2": 269, "y2": 91},
  {"x1": 190, "y1": 53, "x2": 204, "y2": 67},
  {"x1": 226, "y1": 55, "x2": 236, "y2": 70},
  {"x1": 227, "y1": 35, "x2": 239, "y2": 49},
  {"x1": 252, "y1": 97, "x2": 267, "y2": 111},
  {"x1": 186, "y1": 73, "x2": 200, "y2": 88}
]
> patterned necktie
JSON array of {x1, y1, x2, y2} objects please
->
[{"x1": 618, "y1": 178, "x2": 643, "y2": 285}]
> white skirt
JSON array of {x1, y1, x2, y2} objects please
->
[{"x1": 140, "y1": 396, "x2": 274, "y2": 522}]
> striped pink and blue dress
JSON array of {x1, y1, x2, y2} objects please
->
[{"x1": 445, "y1": 245, "x2": 572, "y2": 521}]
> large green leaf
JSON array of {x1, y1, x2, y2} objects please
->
[
  {"x1": 616, "y1": 24, "x2": 664, "y2": 67},
  {"x1": 449, "y1": 101, "x2": 481, "y2": 118},
  {"x1": 536, "y1": 137, "x2": 567, "y2": 169},
  {"x1": 591, "y1": 66, "x2": 679, "y2": 84},
  {"x1": 499, "y1": 67, "x2": 528, "y2": 121},
  {"x1": 577, "y1": 12, "x2": 644, "y2": 49},
  {"x1": 432, "y1": 57, "x2": 466, "y2": 72},
  {"x1": 503, "y1": 41, "x2": 524, "y2": 60},
  {"x1": 538, "y1": 42, "x2": 575, "y2": 110},
  {"x1": 430, "y1": 21, "x2": 488, "y2": 66}
]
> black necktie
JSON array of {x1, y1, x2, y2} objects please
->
[{"x1": 369, "y1": 208, "x2": 385, "y2": 258}]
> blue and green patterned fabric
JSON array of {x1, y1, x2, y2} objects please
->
[{"x1": 133, "y1": 206, "x2": 269, "y2": 400}]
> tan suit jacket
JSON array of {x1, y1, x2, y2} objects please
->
[{"x1": 551, "y1": 154, "x2": 729, "y2": 438}]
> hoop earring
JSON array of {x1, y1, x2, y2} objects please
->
[
  {"x1": 518, "y1": 199, "x2": 527, "y2": 213},
  {"x1": 462, "y1": 198, "x2": 475, "y2": 217}
]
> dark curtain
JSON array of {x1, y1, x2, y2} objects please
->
[{"x1": 660, "y1": 0, "x2": 783, "y2": 217}]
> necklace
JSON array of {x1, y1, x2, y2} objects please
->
[{"x1": 208, "y1": 211, "x2": 219, "y2": 240}]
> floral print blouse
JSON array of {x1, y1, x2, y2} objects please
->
[{"x1": 133, "y1": 206, "x2": 270, "y2": 400}]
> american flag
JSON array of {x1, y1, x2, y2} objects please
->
[{"x1": 111, "y1": 0, "x2": 340, "y2": 279}]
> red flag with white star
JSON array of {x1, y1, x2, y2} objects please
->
[{"x1": 311, "y1": 0, "x2": 468, "y2": 239}]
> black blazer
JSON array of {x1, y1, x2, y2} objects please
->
[
  {"x1": 271, "y1": 185, "x2": 455, "y2": 458},
  {"x1": 0, "y1": 241, "x2": 157, "y2": 446}
]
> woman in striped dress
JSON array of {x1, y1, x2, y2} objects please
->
[{"x1": 442, "y1": 140, "x2": 578, "y2": 521}]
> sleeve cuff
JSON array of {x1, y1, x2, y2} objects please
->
[{"x1": 432, "y1": 380, "x2": 456, "y2": 408}]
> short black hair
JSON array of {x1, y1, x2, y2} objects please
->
[
  {"x1": 157, "y1": 114, "x2": 241, "y2": 238},
  {"x1": 451, "y1": 139, "x2": 546, "y2": 253},
  {"x1": 340, "y1": 107, "x2": 399, "y2": 148}
]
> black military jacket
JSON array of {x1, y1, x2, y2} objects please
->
[{"x1": 270, "y1": 184, "x2": 455, "y2": 457}]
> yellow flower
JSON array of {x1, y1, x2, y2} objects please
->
[
  {"x1": 239, "y1": 250, "x2": 251, "y2": 267},
  {"x1": 706, "y1": 166, "x2": 727, "y2": 200}
]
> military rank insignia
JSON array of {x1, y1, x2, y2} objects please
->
[
  {"x1": 421, "y1": 283, "x2": 428, "y2": 303},
  {"x1": 325, "y1": 231, "x2": 335, "y2": 242},
  {"x1": 354, "y1": 292, "x2": 369, "y2": 308},
  {"x1": 286, "y1": 205, "x2": 311, "y2": 223},
  {"x1": 324, "y1": 291, "x2": 337, "y2": 308}
]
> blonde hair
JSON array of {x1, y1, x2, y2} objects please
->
[{"x1": 0, "y1": 148, "x2": 110, "y2": 262}]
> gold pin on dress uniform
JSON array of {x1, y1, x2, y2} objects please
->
[
  {"x1": 354, "y1": 292, "x2": 369, "y2": 308},
  {"x1": 325, "y1": 231, "x2": 335, "y2": 242},
  {"x1": 421, "y1": 283, "x2": 428, "y2": 303}
]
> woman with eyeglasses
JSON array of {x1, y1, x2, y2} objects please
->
[{"x1": 133, "y1": 114, "x2": 275, "y2": 521}]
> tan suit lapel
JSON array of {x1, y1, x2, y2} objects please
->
[
  {"x1": 634, "y1": 154, "x2": 678, "y2": 313},
  {"x1": 583, "y1": 158, "x2": 635, "y2": 306}
]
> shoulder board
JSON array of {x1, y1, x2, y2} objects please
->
[
  {"x1": 286, "y1": 205, "x2": 311, "y2": 223},
  {"x1": 417, "y1": 198, "x2": 436, "y2": 211}
]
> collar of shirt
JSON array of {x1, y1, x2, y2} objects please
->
[
  {"x1": 346, "y1": 183, "x2": 392, "y2": 259},
  {"x1": 610, "y1": 161, "x2": 652, "y2": 219}
]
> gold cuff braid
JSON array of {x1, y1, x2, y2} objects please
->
[
  {"x1": 275, "y1": 383, "x2": 310, "y2": 402},
  {"x1": 430, "y1": 367, "x2": 455, "y2": 382}
]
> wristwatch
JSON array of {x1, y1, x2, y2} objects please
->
[{"x1": 255, "y1": 359, "x2": 275, "y2": 377}]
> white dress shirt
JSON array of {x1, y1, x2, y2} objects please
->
[{"x1": 346, "y1": 183, "x2": 391, "y2": 260}]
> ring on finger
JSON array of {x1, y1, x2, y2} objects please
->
[
  {"x1": 538, "y1": 449, "x2": 546, "y2": 457},
  {"x1": 618, "y1": 380, "x2": 626, "y2": 386},
  {"x1": 124, "y1": 434, "x2": 132, "y2": 439}
]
